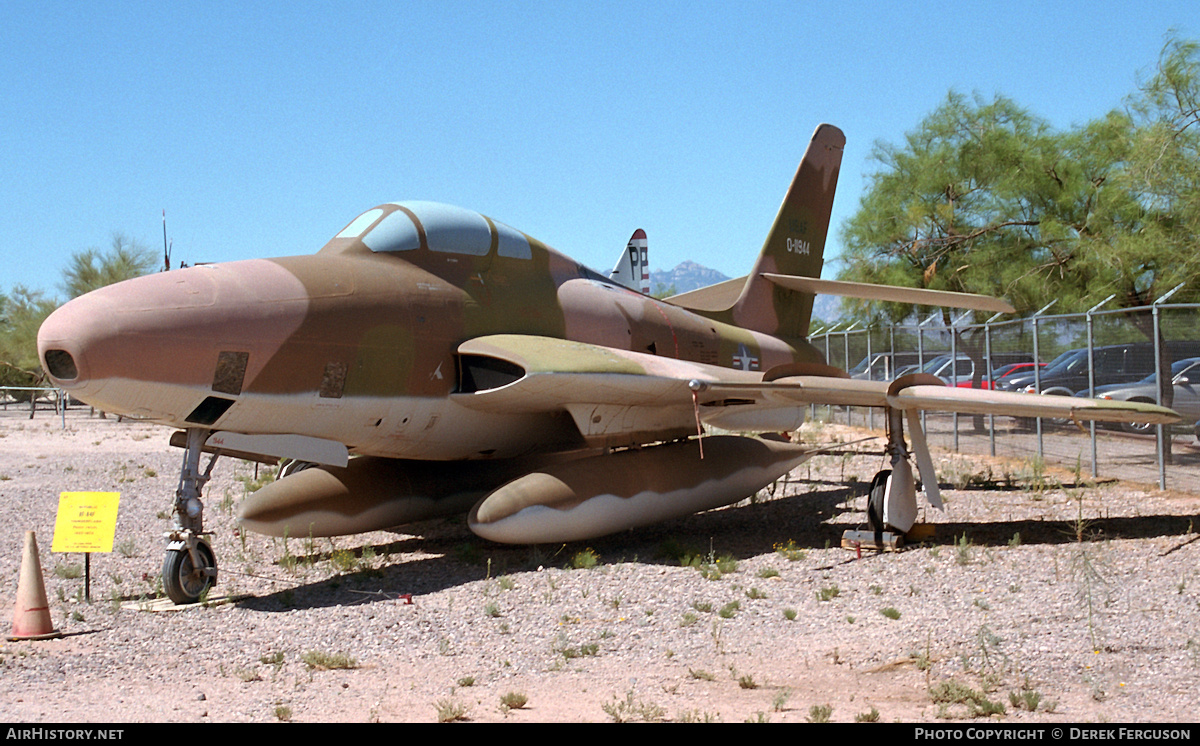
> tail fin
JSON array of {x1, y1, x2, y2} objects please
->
[
  {"x1": 730, "y1": 123, "x2": 844, "y2": 340},
  {"x1": 609, "y1": 229, "x2": 650, "y2": 294}
]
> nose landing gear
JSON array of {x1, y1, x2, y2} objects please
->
[{"x1": 163, "y1": 428, "x2": 220, "y2": 604}]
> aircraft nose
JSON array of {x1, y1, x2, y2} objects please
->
[
  {"x1": 38, "y1": 267, "x2": 222, "y2": 401},
  {"x1": 36, "y1": 260, "x2": 310, "y2": 419}
]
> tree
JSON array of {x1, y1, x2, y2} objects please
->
[
  {"x1": 651, "y1": 282, "x2": 677, "y2": 299},
  {"x1": 0, "y1": 286, "x2": 58, "y2": 397},
  {"x1": 836, "y1": 91, "x2": 1126, "y2": 322},
  {"x1": 1, "y1": 231, "x2": 156, "y2": 408},
  {"x1": 61, "y1": 232, "x2": 156, "y2": 299},
  {"x1": 835, "y1": 42, "x2": 1200, "y2": 444},
  {"x1": 1110, "y1": 33, "x2": 1200, "y2": 306},
  {"x1": 834, "y1": 92, "x2": 1073, "y2": 390},
  {"x1": 836, "y1": 37, "x2": 1200, "y2": 319}
]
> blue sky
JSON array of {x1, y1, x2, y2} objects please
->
[{"x1": 2, "y1": 1, "x2": 1195, "y2": 299}]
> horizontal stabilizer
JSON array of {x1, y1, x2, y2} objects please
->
[
  {"x1": 667, "y1": 275, "x2": 1015, "y2": 316},
  {"x1": 666, "y1": 277, "x2": 747, "y2": 312},
  {"x1": 762, "y1": 275, "x2": 1015, "y2": 314}
]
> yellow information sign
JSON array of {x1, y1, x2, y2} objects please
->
[{"x1": 52, "y1": 492, "x2": 121, "y2": 553}]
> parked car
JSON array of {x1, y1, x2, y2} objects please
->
[
  {"x1": 999, "y1": 341, "x2": 1200, "y2": 396},
  {"x1": 895, "y1": 352, "x2": 1033, "y2": 386},
  {"x1": 847, "y1": 352, "x2": 922, "y2": 381},
  {"x1": 914, "y1": 354, "x2": 972, "y2": 384},
  {"x1": 954, "y1": 361, "x2": 1046, "y2": 389},
  {"x1": 1083, "y1": 357, "x2": 1200, "y2": 433}
]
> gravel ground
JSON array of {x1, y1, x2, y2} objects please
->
[{"x1": 1, "y1": 411, "x2": 1198, "y2": 723}]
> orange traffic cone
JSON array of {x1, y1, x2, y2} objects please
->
[{"x1": 8, "y1": 531, "x2": 61, "y2": 641}]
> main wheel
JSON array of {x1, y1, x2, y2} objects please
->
[
  {"x1": 278, "y1": 459, "x2": 317, "y2": 479},
  {"x1": 163, "y1": 541, "x2": 216, "y2": 605},
  {"x1": 866, "y1": 470, "x2": 891, "y2": 536}
]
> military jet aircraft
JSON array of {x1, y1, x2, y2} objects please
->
[{"x1": 37, "y1": 124, "x2": 1179, "y2": 604}]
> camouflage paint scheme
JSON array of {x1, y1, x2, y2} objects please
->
[
  {"x1": 37, "y1": 124, "x2": 1179, "y2": 553},
  {"x1": 39, "y1": 127, "x2": 844, "y2": 461}
]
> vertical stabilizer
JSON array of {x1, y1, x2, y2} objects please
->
[
  {"x1": 609, "y1": 229, "x2": 650, "y2": 294},
  {"x1": 731, "y1": 124, "x2": 844, "y2": 340}
]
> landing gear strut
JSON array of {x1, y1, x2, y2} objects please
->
[
  {"x1": 865, "y1": 407, "x2": 941, "y2": 537},
  {"x1": 163, "y1": 428, "x2": 220, "y2": 604}
]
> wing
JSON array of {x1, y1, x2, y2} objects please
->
[
  {"x1": 453, "y1": 335, "x2": 1179, "y2": 443},
  {"x1": 453, "y1": 334, "x2": 1180, "y2": 543}
]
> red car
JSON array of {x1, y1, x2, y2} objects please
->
[{"x1": 954, "y1": 362, "x2": 1045, "y2": 389}]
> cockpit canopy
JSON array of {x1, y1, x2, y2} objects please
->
[{"x1": 334, "y1": 201, "x2": 532, "y2": 259}]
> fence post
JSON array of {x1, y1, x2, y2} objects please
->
[
  {"x1": 950, "y1": 316, "x2": 958, "y2": 451},
  {"x1": 1085, "y1": 295, "x2": 1116, "y2": 480},
  {"x1": 949, "y1": 311, "x2": 972, "y2": 453},
  {"x1": 843, "y1": 323, "x2": 858, "y2": 425},
  {"x1": 982, "y1": 311, "x2": 1006, "y2": 457},
  {"x1": 810, "y1": 325, "x2": 825, "y2": 422},
  {"x1": 1153, "y1": 284, "x2": 1185, "y2": 490},
  {"x1": 866, "y1": 326, "x2": 874, "y2": 431},
  {"x1": 824, "y1": 323, "x2": 839, "y2": 424},
  {"x1": 1031, "y1": 301, "x2": 1057, "y2": 460},
  {"x1": 918, "y1": 315, "x2": 937, "y2": 435}
]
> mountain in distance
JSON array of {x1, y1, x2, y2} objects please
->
[
  {"x1": 649, "y1": 261, "x2": 729, "y2": 295},
  {"x1": 809, "y1": 294, "x2": 844, "y2": 328},
  {"x1": 650, "y1": 261, "x2": 844, "y2": 326}
]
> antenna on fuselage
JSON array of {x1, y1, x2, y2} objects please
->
[{"x1": 162, "y1": 209, "x2": 173, "y2": 272}]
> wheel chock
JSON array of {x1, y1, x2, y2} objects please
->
[
  {"x1": 905, "y1": 523, "x2": 936, "y2": 542},
  {"x1": 8, "y1": 531, "x2": 62, "y2": 641},
  {"x1": 841, "y1": 529, "x2": 904, "y2": 552}
]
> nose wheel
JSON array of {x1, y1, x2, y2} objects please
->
[
  {"x1": 163, "y1": 538, "x2": 217, "y2": 604},
  {"x1": 163, "y1": 428, "x2": 221, "y2": 604}
]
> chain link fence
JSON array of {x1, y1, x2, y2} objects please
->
[{"x1": 812, "y1": 301, "x2": 1200, "y2": 493}]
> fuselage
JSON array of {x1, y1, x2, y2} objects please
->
[{"x1": 38, "y1": 201, "x2": 823, "y2": 460}]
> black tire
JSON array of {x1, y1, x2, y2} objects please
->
[
  {"x1": 867, "y1": 470, "x2": 891, "y2": 536},
  {"x1": 279, "y1": 460, "x2": 317, "y2": 479},
  {"x1": 163, "y1": 541, "x2": 216, "y2": 605}
]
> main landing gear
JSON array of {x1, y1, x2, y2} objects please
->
[
  {"x1": 163, "y1": 428, "x2": 220, "y2": 604},
  {"x1": 865, "y1": 407, "x2": 943, "y2": 539}
]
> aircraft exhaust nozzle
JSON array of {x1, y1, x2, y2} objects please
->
[{"x1": 468, "y1": 436, "x2": 812, "y2": 544}]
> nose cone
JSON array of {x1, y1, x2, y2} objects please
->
[
  {"x1": 37, "y1": 260, "x2": 309, "y2": 421},
  {"x1": 39, "y1": 269, "x2": 211, "y2": 392}
]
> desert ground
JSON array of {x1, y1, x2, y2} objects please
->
[{"x1": 1, "y1": 407, "x2": 1198, "y2": 723}]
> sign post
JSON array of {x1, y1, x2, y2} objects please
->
[{"x1": 51, "y1": 492, "x2": 120, "y2": 603}]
